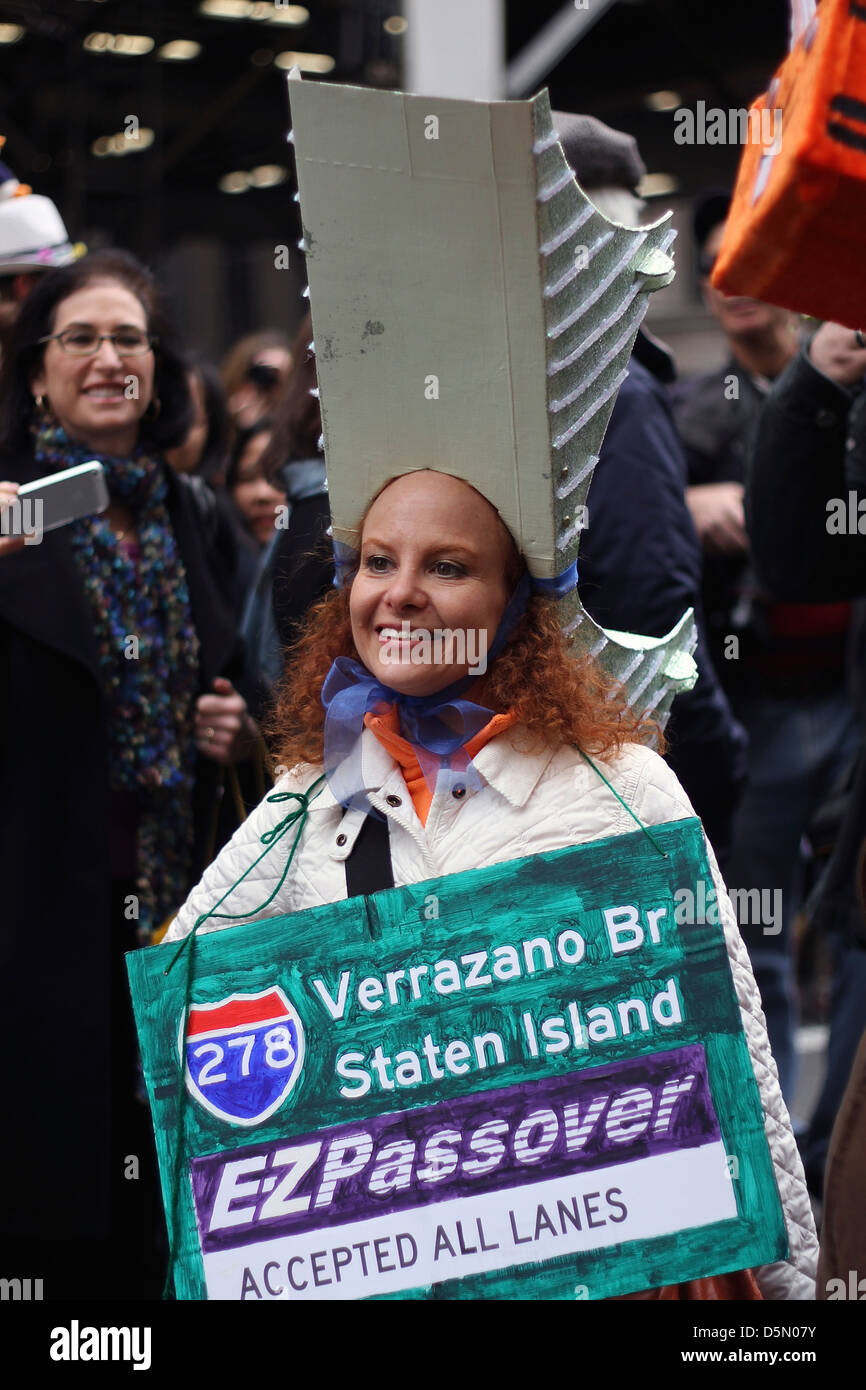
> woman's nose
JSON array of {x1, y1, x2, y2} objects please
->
[
  {"x1": 92, "y1": 336, "x2": 125, "y2": 369},
  {"x1": 382, "y1": 569, "x2": 427, "y2": 610},
  {"x1": 255, "y1": 481, "x2": 281, "y2": 506}
]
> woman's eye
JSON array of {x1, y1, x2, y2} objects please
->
[
  {"x1": 364, "y1": 555, "x2": 393, "y2": 573},
  {"x1": 433, "y1": 560, "x2": 465, "y2": 577}
]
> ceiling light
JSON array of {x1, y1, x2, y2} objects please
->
[
  {"x1": 253, "y1": 3, "x2": 309, "y2": 23},
  {"x1": 91, "y1": 128, "x2": 155, "y2": 158},
  {"x1": 638, "y1": 172, "x2": 679, "y2": 197},
  {"x1": 249, "y1": 163, "x2": 288, "y2": 188},
  {"x1": 274, "y1": 50, "x2": 335, "y2": 73},
  {"x1": 113, "y1": 34, "x2": 154, "y2": 55},
  {"x1": 0, "y1": 24, "x2": 24, "y2": 44},
  {"x1": 645, "y1": 90, "x2": 681, "y2": 112},
  {"x1": 383, "y1": 16, "x2": 408, "y2": 35},
  {"x1": 83, "y1": 32, "x2": 155, "y2": 55},
  {"x1": 158, "y1": 40, "x2": 202, "y2": 61},
  {"x1": 199, "y1": 1, "x2": 254, "y2": 18},
  {"x1": 219, "y1": 171, "x2": 251, "y2": 193}
]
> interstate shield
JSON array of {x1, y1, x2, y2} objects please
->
[{"x1": 181, "y1": 987, "x2": 305, "y2": 1126}]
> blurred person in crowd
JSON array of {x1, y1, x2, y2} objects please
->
[
  {"x1": 220, "y1": 328, "x2": 291, "y2": 432},
  {"x1": 0, "y1": 139, "x2": 82, "y2": 347},
  {"x1": 0, "y1": 249, "x2": 259, "y2": 1298},
  {"x1": 165, "y1": 356, "x2": 259, "y2": 619},
  {"x1": 554, "y1": 114, "x2": 747, "y2": 872},
  {"x1": 227, "y1": 418, "x2": 282, "y2": 549},
  {"x1": 165, "y1": 356, "x2": 231, "y2": 483},
  {"x1": 221, "y1": 417, "x2": 281, "y2": 610},
  {"x1": 240, "y1": 312, "x2": 332, "y2": 708},
  {"x1": 674, "y1": 198, "x2": 861, "y2": 1105},
  {"x1": 747, "y1": 320, "x2": 866, "y2": 1213}
]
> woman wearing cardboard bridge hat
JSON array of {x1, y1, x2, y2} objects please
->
[{"x1": 165, "y1": 76, "x2": 817, "y2": 1301}]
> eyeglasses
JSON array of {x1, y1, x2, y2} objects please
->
[{"x1": 37, "y1": 328, "x2": 157, "y2": 356}]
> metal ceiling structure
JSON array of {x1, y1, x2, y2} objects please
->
[
  {"x1": 0, "y1": 0, "x2": 789, "y2": 248},
  {"x1": 0, "y1": 0, "x2": 791, "y2": 356}
]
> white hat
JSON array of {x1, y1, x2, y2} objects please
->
[
  {"x1": 287, "y1": 74, "x2": 696, "y2": 726},
  {"x1": 0, "y1": 141, "x2": 80, "y2": 275},
  {"x1": 0, "y1": 192, "x2": 80, "y2": 274}
]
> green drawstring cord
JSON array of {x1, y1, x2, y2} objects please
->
[
  {"x1": 577, "y1": 748, "x2": 669, "y2": 860},
  {"x1": 160, "y1": 773, "x2": 327, "y2": 1299}
]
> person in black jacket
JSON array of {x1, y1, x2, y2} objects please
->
[
  {"x1": 748, "y1": 319, "x2": 866, "y2": 1196},
  {"x1": 0, "y1": 250, "x2": 256, "y2": 1298},
  {"x1": 675, "y1": 201, "x2": 860, "y2": 1106}
]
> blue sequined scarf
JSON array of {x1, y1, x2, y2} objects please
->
[{"x1": 33, "y1": 421, "x2": 200, "y2": 932}]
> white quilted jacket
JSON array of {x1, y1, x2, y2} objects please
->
[{"x1": 168, "y1": 730, "x2": 818, "y2": 1299}]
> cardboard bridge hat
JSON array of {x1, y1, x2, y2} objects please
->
[
  {"x1": 287, "y1": 74, "x2": 697, "y2": 730},
  {"x1": 0, "y1": 138, "x2": 82, "y2": 275}
]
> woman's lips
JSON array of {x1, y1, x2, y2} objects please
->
[{"x1": 377, "y1": 627, "x2": 430, "y2": 645}]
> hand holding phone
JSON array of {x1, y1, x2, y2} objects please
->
[{"x1": 10, "y1": 461, "x2": 110, "y2": 544}]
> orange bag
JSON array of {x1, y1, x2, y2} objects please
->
[{"x1": 713, "y1": 0, "x2": 866, "y2": 328}]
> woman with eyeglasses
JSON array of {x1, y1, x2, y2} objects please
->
[{"x1": 0, "y1": 249, "x2": 257, "y2": 1298}]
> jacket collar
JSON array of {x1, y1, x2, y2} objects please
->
[{"x1": 307, "y1": 725, "x2": 558, "y2": 814}]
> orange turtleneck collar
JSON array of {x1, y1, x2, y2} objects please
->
[{"x1": 364, "y1": 703, "x2": 517, "y2": 826}]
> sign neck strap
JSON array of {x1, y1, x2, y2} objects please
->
[{"x1": 577, "y1": 749, "x2": 669, "y2": 860}]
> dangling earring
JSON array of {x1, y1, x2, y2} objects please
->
[{"x1": 33, "y1": 394, "x2": 53, "y2": 421}]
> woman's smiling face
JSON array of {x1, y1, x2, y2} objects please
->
[
  {"x1": 30, "y1": 278, "x2": 155, "y2": 456},
  {"x1": 349, "y1": 471, "x2": 513, "y2": 696}
]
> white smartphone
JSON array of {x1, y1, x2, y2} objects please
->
[{"x1": 16, "y1": 461, "x2": 110, "y2": 534}]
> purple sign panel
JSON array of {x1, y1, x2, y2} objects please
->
[{"x1": 192, "y1": 1044, "x2": 718, "y2": 1254}]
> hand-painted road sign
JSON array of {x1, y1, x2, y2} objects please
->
[{"x1": 128, "y1": 818, "x2": 787, "y2": 1301}]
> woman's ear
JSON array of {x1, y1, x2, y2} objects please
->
[{"x1": 29, "y1": 365, "x2": 47, "y2": 401}]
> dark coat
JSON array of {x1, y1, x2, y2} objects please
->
[
  {"x1": 747, "y1": 349, "x2": 866, "y2": 948},
  {"x1": 672, "y1": 356, "x2": 767, "y2": 638},
  {"x1": 0, "y1": 449, "x2": 241, "y2": 1243},
  {"x1": 578, "y1": 342, "x2": 747, "y2": 864},
  {"x1": 271, "y1": 489, "x2": 333, "y2": 652}
]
